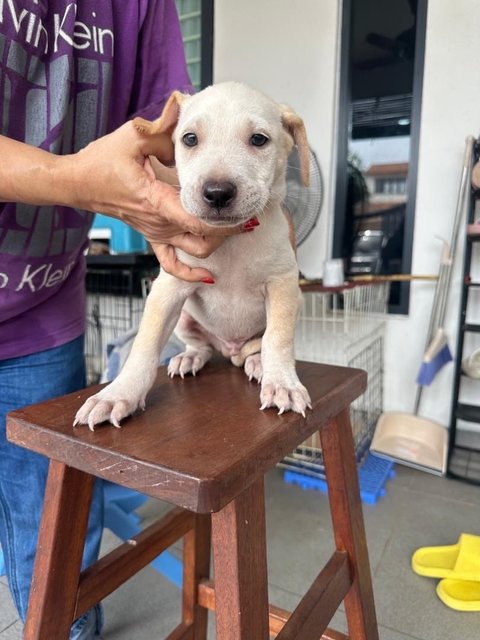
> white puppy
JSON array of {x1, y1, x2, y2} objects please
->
[{"x1": 75, "y1": 82, "x2": 312, "y2": 430}]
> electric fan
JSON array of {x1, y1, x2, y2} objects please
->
[{"x1": 283, "y1": 146, "x2": 323, "y2": 246}]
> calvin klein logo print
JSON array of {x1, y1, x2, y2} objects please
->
[
  {"x1": 0, "y1": 259, "x2": 75, "y2": 290},
  {"x1": 0, "y1": 1, "x2": 114, "y2": 56}
]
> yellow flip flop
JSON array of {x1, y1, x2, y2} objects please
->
[
  {"x1": 436, "y1": 579, "x2": 480, "y2": 611},
  {"x1": 411, "y1": 533, "x2": 480, "y2": 581}
]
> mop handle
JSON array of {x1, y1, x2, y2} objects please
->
[
  {"x1": 424, "y1": 136, "x2": 474, "y2": 346},
  {"x1": 437, "y1": 135, "x2": 475, "y2": 328}
]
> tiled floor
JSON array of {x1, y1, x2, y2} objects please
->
[{"x1": 1, "y1": 464, "x2": 480, "y2": 639}]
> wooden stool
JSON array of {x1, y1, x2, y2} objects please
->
[{"x1": 7, "y1": 361, "x2": 379, "y2": 640}]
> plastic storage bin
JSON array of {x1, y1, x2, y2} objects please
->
[{"x1": 90, "y1": 213, "x2": 147, "y2": 253}]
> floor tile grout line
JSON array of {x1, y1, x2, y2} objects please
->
[
  {"x1": 380, "y1": 621, "x2": 426, "y2": 640},
  {"x1": 399, "y1": 484, "x2": 480, "y2": 509},
  {"x1": 0, "y1": 619, "x2": 21, "y2": 636}
]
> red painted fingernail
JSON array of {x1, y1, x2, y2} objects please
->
[
  {"x1": 201, "y1": 277, "x2": 215, "y2": 284},
  {"x1": 243, "y1": 218, "x2": 260, "y2": 230}
]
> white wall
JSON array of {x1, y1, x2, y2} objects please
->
[{"x1": 213, "y1": 0, "x2": 480, "y2": 426}]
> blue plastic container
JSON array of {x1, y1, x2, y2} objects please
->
[{"x1": 91, "y1": 213, "x2": 147, "y2": 253}]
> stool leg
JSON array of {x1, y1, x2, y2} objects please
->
[
  {"x1": 211, "y1": 477, "x2": 269, "y2": 640},
  {"x1": 24, "y1": 460, "x2": 95, "y2": 640},
  {"x1": 182, "y1": 514, "x2": 211, "y2": 639},
  {"x1": 320, "y1": 409, "x2": 379, "y2": 640}
]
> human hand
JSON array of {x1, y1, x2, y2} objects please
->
[{"x1": 68, "y1": 121, "x2": 253, "y2": 281}]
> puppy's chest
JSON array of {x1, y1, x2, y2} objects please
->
[
  {"x1": 186, "y1": 280, "x2": 266, "y2": 327},
  {"x1": 181, "y1": 273, "x2": 265, "y2": 344},
  {"x1": 181, "y1": 214, "x2": 296, "y2": 336}
]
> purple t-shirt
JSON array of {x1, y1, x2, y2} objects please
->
[{"x1": 0, "y1": 0, "x2": 192, "y2": 360}]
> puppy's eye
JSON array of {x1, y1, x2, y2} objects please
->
[
  {"x1": 182, "y1": 132, "x2": 198, "y2": 147},
  {"x1": 250, "y1": 133, "x2": 269, "y2": 147}
]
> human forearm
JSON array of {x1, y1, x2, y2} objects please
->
[
  {"x1": 0, "y1": 135, "x2": 76, "y2": 207},
  {"x1": 0, "y1": 122, "x2": 176, "y2": 212}
]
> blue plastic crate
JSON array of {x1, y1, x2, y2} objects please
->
[
  {"x1": 103, "y1": 482, "x2": 183, "y2": 588},
  {"x1": 284, "y1": 453, "x2": 396, "y2": 505},
  {"x1": 91, "y1": 213, "x2": 147, "y2": 253},
  {"x1": 0, "y1": 486, "x2": 182, "y2": 585}
]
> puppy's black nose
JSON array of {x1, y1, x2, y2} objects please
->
[{"x1": 202, "y1": 181, "x2": 237, "y2": 209}]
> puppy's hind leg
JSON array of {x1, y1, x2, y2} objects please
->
[
  {"x1": 168, "y1": 311, "x2": 213, "y2": 378},
  {"x1": 231, "y1": 338, "x2": 263, "y2": 382}
]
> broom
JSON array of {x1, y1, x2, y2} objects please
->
[{"x1": 414, "y1": 136, "x2": 475, "y2": 405}]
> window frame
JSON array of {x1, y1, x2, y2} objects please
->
[
  {"x1": 332, "y1": 0, "x2": 429, "y2": 314},
  {"x1": 175, "y1": 0, "x2": 214, "y2": 90}
]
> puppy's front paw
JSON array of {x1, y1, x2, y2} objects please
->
[
  {"x1": 260, "y1": 377, "x2": 312, "y2": 417},
  {"x1": 74, "y1": 382, "x2": 147, "y2": 431}
]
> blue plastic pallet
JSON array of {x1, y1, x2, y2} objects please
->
[{"x1": 284, "y1": 453, "x2": 396, "y2": 505}]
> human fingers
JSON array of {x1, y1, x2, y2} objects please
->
[
  {"x1": 147, "y1": 156, "x2": 179, "y2": 187},
  {"x1": 172, "y1": 233, "x2": 225, "y2": 259},
  {"x1": 153, "y1": 243, "x2": 216, "y2": 283},
  {"x1": 137, "y1": 131, "x2": 175, "y2": 165}
]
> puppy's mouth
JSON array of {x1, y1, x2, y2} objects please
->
[{"x1": 199, "y1": 210, "x2": 246, "y2": 227}]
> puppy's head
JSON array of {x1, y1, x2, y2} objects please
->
[{"x1": 135, "y1": 82, "x2": 309, "y2": 227}]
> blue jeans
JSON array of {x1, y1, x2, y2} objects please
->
[{"x1": 0, "y1": 336, "x2": 103, "y2": 635}]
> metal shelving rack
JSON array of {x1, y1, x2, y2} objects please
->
[{"x1": 447, "y1": 138, "x2": 480, "y2": 483}]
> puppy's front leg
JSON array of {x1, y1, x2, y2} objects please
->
[
  {"x1": 260, "y1": 272, "x2": 312, "y2": 416},
  {"x1": 75, "y1": 273, "x2": 193, "y2": 430}
]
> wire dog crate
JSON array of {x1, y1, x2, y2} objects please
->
[
  {"x1": 84, "y1": 260, "x2": 388, "y2": 473},
  {"x1": 84, "y1": 255, "x2": 158, "y2": 385},
  {"x1": 280, "y1": 281, "x2": 389, "y2": 479}
]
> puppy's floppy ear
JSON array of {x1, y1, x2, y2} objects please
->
[
  {"x1": 133, "y1": 91, "x2": 187, "y2": 136},
  {"x1": 280, "y1": 107, "x2": 310, "y2": 187}
]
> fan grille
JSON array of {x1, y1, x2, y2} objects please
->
[{"x1": 283, "y1": 147, "x2": 323, "y2": 246}]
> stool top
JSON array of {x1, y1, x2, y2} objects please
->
[{"x1": 7, "y1": 361, "x2": 366, "y2": 513}]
